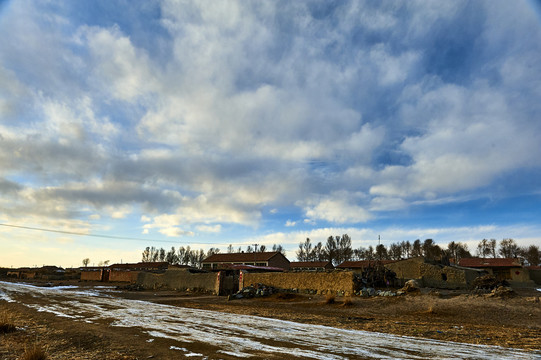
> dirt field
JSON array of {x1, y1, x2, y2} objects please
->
[{"x1": 1, "y1": 280, "x2": 540, "y2": 359}]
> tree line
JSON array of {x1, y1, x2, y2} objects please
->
[
  {"x1": 296, "y1": 236, "x2": 540, "y2": 266},
  {"x1": 140, "y1": 243, "x2": 285, "y2": 268},
  {"x1": 135, "y1": 237, "x2": 539, "y2": 268}
]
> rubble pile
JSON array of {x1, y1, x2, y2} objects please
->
[
  {"x1": 471, "y1": 275, "x2": 509, "y2": 291},
  {"x1": 487, "y1": 286, "x2": 515, "y2": 298},
  {"x1": 116, "y1": 284, "x2": 144, "y2": 291},
  {"x1": 355, "y1": 287, "x2": 399, "y2": 297},
  {"x1": 228, "y1": 283, "x2": 276, "y2": 300},
  {"x1": 399, "y1": 279, "x2": 421, "y2": 293}
]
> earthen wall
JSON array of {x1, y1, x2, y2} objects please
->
[
  {"x1": 81, "y1": 271, "x2": 102, "y2": 281},
  {"x1": 242, "y1": 271, "x2": 355, "y2": 295},
  {"x1": 109, "y1": 270, "x2": 139, "y2": 283},
  {"x1": 137, "y1": 269, "x2": 220, "y2": 294}
]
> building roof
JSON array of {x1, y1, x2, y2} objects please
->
[
  {"x1": 202, "y1": 251, "x2": 289, "y2": 263},
  {"x1": 458, "y1": 258, "x2": 522, "y2": 268},
  {"x1": 108, "y1": 262, "x2": 169, "y2": 270},
  {"x1": 290, "y1": 261, "x2": 333, "y2": 268},
  {"x1": 336, "y1": 260, "x2": 396, "y2": 269},
  {"x1": 215, "y1": 264, "x2": 284, "y2": 272}
]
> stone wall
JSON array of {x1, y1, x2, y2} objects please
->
[
  {"x1": 241, "y1": 271, "x2": 355, "y2": 295},
  {"x1": 137, "y1": 269, "x2": 220, "y2": 294}
]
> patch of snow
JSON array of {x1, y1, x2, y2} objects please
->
[
  {"x1": 536, "y1": 288, "x2": 541, "y2": 292},
  {"x1": 170, "y1": 346, "x2": 187, "y2": 351},
  {"x1": 0, "y1": 290, "x2": 14, "y2": 302},
  {"x1": 216, "y1": 350, "x2": 252, "y2": 358},
  {"x1": 146, "y1": 338, "x2": 154, "y2": 343},
  {"x1": 1, "y1": 281, "x2": 539, "y2": 360}
]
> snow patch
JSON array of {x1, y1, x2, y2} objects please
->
[
  {"x1": 0, "y1": 290, "x2": 14, "y2": 302},
  {"x1": 1, "y1": 281, "x2": 539, "y2": 360},
  {"x1": 170, "y1": 346, "x2": 188, "y2": 351}
]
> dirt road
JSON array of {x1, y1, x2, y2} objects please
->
[{"x1": 1, "y1": 281, "x2": 540, "y2": 359}]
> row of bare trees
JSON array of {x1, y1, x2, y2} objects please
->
[
  {"x1": 141, "y1": 244, "x2": 286, "y2": 268},
  {"x1": 138, "y1": 237, "x2": 540, "y2": 268},
  {"x1": 295, "y1": 236, "x2": 540, "y2": 266}
]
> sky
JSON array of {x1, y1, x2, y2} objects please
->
[{"x1": 1, "y1": 0, "x2": 541, "y2": 268}]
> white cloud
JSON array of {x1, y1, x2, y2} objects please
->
[
  {"x1": 304, "y1": 196, "x2": 372, "y2": 224},
  {"x1": 285, "y1": 220, "x2": 296, "y2": 227},
  {"x1": 196, "y1": 224, "x2": 222, "y2": 233},
  {"x1": 80, "y1": 25, "x2": 157, "y2": 101}
]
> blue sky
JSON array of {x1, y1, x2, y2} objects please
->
[{"x1": 1, "y1": 0, "x2": 541, "y2": 268}]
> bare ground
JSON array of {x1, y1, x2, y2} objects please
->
[{"x1": 1, "y1": 280, "x2": 540, "y2": 359}]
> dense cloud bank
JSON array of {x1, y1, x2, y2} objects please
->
[{"x1": 0, "y1": 1, "x2": 540, "y2": 266}]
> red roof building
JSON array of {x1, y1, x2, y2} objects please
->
[
  {"x1": 458, "y1": 258, "x2": 529, "y2": 283},
  {"x1": 201, "y1": 251, "x2": 290, "y2": 270},
  {"x1": 458, "y1": 258, "x2": 522, "y2": 268}
]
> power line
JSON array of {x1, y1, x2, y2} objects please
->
[{"x1": 0, "y1": 222, "x2": 239, "y2": 246}]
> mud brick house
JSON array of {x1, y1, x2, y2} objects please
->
[
  {"x1": 289, "y1": 261, "x2": 334, "y2": 271},
  {"x1": 458, "y1": 258, "x2": 531, "y2": 284},
  {"x1": 80, "y1": 266, "x2": 106, "y2": 281},
  {"x1": 386, "y1": 257, "x2": 484, "y2": 289},
  {"x1": 6, "y1": 266, "x2": 65, "y2": 280},
  {"x1": 336, "y1": 260, "x2": 396, "y2": 273},
  {"x1": 6, "y1": 267, "x2": 36, "y2": 279},
  {"x1": 201, "y1": 251, "x2": 290, "y2": 270},
  {"x1": 108, "y1": 262, "x2": 169, "y2": 282},
  {"x1": 81, "y1": 262, "x2": 173, "y2": 282}
]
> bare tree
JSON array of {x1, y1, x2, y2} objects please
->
[
  {"x1": 499, "y1": 239, "x2": 520, "y2": 258},
  {"x1": 272, "y1": 244, "x2": 286, "y2": 255},
  {"x1": 324, "y1": 236, "x2": 338, "y2": 265},
  {"x1": 82, "y1": 258, "x2": 90, "y2": 267},
  {"x1": 375, "y1": 244, "x2": 388, "y2": 260},
  {"x1": 446, "y1": 241, "x2": 471, "y2": 262},
  {"x1": 206, "y1": 247, "x2": 220, "y2": 258},
  {"x1": 477, "y1": 239, "x2": 497, "y2": 258},
  {"x1": 166, "y1": 247, "x2": 178, "y2": 264},
  {"x1": 389, "y1": 243, "x2": 403, "y2": 260},
  {"x1": 337, "y1": 234, "x2": 353, "y2": 264},
  {"x1": 522, "y1": 245, "x2": 540, "y2": 266},
  {"x1": 296, "y1": 238, "x2": 310, "y2": 261},
  {"x1": 312, "y1": 241, "x2": 325, "y2": 261},
  {"x1": 411, "y1": 239, "x2": 422, "y2": 257}
]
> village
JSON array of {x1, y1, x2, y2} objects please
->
[
  {"x1": 2, "y1": 239, "x2": 541, "y2": 359},
  {"x1": 3, "y1": 239, "x2": 540, "y2": 298}
]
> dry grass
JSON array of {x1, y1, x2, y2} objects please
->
[
  {"x1": 0, "y1": 310, "x2": 17, "y2": 333},
  {"x1": 21, "y1": 345, "x2": 48, "y2": 360},
  {"x1": 325, "y1": 293, "x2": 335, "y2": 304},
  {"x1": 342, "y1": 297, "x2": 354, "y2": 306}
]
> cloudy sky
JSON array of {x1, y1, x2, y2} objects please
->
[{"x1": 1, "y1": 0, "x2": 541, "y2": 268}]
